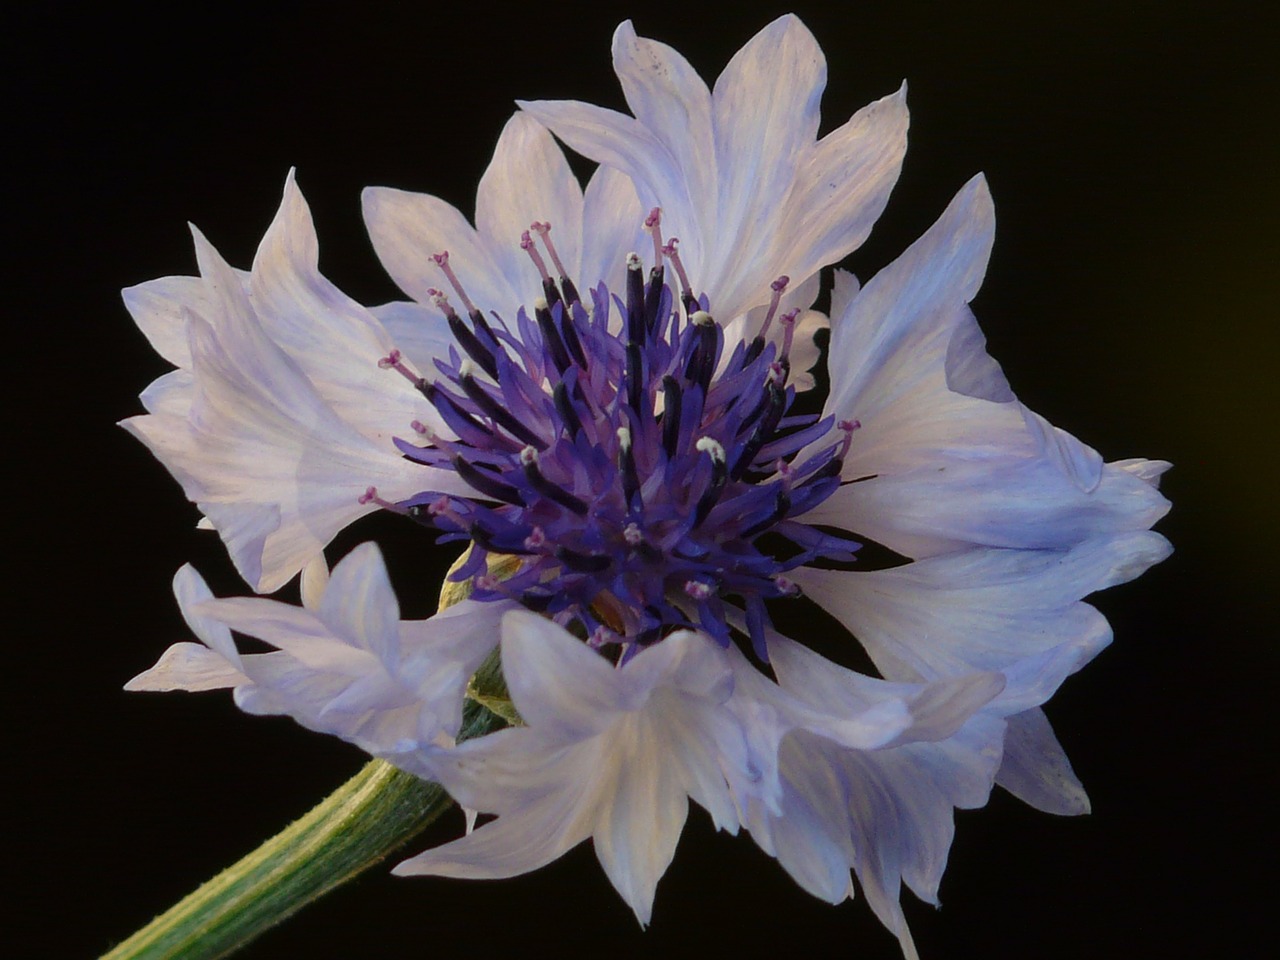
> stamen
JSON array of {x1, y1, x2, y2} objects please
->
[
  {"x1": 623, "y1": 522, "x2": 643, "y2": 547},
  {"x1": 758, "y1": 275, "x2": 790, "y2": 341},
  {"x1": 524, "y1": 526, "x2": 547, "y2": 551},
  {"x1": 836, "y1": 419, "x2": 861, "y2": 460},
  {"x1": 553, "y1": 381, "x2": 585, "y2": 438},
  {"x1": 378, "y1": 349, "x2": 426, "y2": 391},
  {"x1": 618, "y1": 425, "x2": 640, "y2": 508},
  {"x1": 684, "y1": 580, "x2": 715, "y2": 601},
  {"x1": 529, "y1": 221, "x2": 571, "y2": 281},
  {"x1": 625, "y1": 253, "x2": 645, "y2": 345},
  {"x1": 520, "y1": 231, "x2": 553, "y2": 285},
  {"x1": 694, "y1": 436, "x2": 728, "y2": 525},
  {"x1": 778, "y1": 308, "x2": 800, "y2": 365},
  {"x1": 588, "y1": 624, "x2": 620, "y2": 649},
  {"x1": 645, "y1": 208, "x2": 664, "y2": 267},
  {"x1": 458, "y1": 365, "x2": 547, "y2": 449},
  {"x1": 773, "y1": 575, "x2": 801, "y2": 597},
  {"x1": 660, "y1": 375, "x2": 683, "y2": 456},
  {"x1": 662, "y1": 238, "x2": 696, "y2": 314},
  {"x1": 358, "y1": 486, "x2": 407, "y2": 514},
  {"x1": 521, "y1": 446, "x2": 590, "y2": 515},
  {"x1": 432, "y1": 251, "x2": 478, "y2": 318},
  {"x1": 695, "y1": 436, "x2": 726, "y2": 462},
  {"x1": 454, "y1": 456, "x2": 525, "y2": 505},
  {"x1": 684, "y1": 312, "x2": 719, "y2": 393},
  {"x1": 533, "y1": 298, "x2": 572, "y2": 374},
  {"x1": 432, "y1": 289, "x2": 500, "y2": 378}
]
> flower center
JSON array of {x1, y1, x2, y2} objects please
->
[{"x1": 376, "y1": 212, "x2": 860, "y2": 661}]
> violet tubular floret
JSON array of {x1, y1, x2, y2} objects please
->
[{"x1": 379, "y1": 222, "x2": 857, "y2": 658}]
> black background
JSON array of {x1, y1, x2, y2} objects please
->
[{"x1": 8, "y1": 1, "x2": 1276, "y2": 958}]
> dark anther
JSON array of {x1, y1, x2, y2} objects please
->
[
  {"x1": 644, "y1": 266, "x2": 665, "y2": 336},
  {"x1": 625, "y1": 341, "x2": 644, "y2": 413},
  {"x1": 468, "y1": 309, "x2": 499, "y2": 348},
  {"x1": 524, "y1": 459, "x2": 590, "y2": 515},
  {"x1": 732, "y1": 382, "x2": 786, "y2": 479},
  {"x1": 683, "y1": 315, "x2": 719, "y2": 395},
  {"x1": 560, "y1": 275, "x2": 581, "y2": 307},
  {"x1": 560, "y1": 305, "x2": 588, "y2": 368},
  {"x1": 542, "y1": 275, "x2": 564, "y2": 313},
  {"x1": 743, "y1": 335, "x2": 766, "y2": 368},
  {"x1": 553, "y1": 381, "x2": 585, "y2": 438},
  {"x1": 660, "y1": 375, "x2": 682, "y2": 456},
  {"x1": 453, "y1": 456, "x2": 525, "y2": 505},
  {"x1": 555, "y1": 546, "x2": 613, "y2": 573},
  {"x1": 619, "y1": 435, "x2": 641, "y2": 509},
  {"x1": 446, "y1": 313, "x2": 500, "y2": 380},
  {"x1": 534, "y1": 301, "x2": 572, "y2": 374},
  {"x1": 626, "y1": 260, "x2": 646, "y2": 345},
  {"x1": 459, "y1": 372, "x2": 547, "y2": 449},
  {"x1": 694, "y1": 454, "x2": 728, "y2": 527},
  {"x1": 742, "y1": 490, "x2": 792, "y2": 538},
  {"x1": 424, "y1": 383, "x2": 497, "y2": 447}
]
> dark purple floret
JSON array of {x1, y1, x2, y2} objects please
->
[{"x1": 380, "y1": 215, "x2": 860, "y2": 660}]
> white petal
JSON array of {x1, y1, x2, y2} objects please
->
[
  {"x1": 793, "y1": 532, "x2": 1172, "y2": 682},
  {"x1": 317, "y1": 542, "x2": 400, "y2": 667},
  {"x1": 172, "y1": 563, "x2": 240, "y2": 666},
  {"x1": 706, "y1": 15, "x2": 825, "y2": 314},
  {"x1": 516, "y1": 97, "x2": 704, "y2": 275},
  {"x1": 251, "y1": 172, "x2": 435, "y2": 447},
  {"x1": 299, "y1": 554, "x2": 329, "y2": 610},
  {"x1": 825, "y1": 174, "x2": 996, "y2": 425},
  {"x1": 124, "y1": 642, "x2": 247, "y2": 692},
  {"x1": 369, "y1": 300, "x2": 457, "y2": 377},
  {"x1": 611, "y1": 20, "x2": 715, "y2": 231},
  {"x1": 394, "y1": 790, "x2": 590, "y2": 880},
  {"x1": 139, "y1": 369, "x2": 194, "y2": 417},
  {"x1": 593, "y1": 715, "x2": 688, "y2": 926},
  {"x1": 773, "y1": 85, "x2": 909, "y2": 292},
  {"x1": 996, "y1": 708, "x2": 1091, "y2": 815},
  {"x1": 499, "y1": 610, "x2": 622, "y2": 740},
  {"x1": 579, "y1": 165, "x2": 645, "y2": 296},
  {"x1": 813, "y1": 450, "x2": 1172, "y2": 560},
  {"x1": 475, "y1": 113, "x2": 584, "y2": 296},
  {"x1": 362, "y1": 185, "x2": 521, "y2": 315}
]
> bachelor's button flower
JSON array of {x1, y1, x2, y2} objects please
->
[
  {"x1": 123, "y1": 12, "x2": 1171, "y2": 957},
  {"x1": 128, "y1": 544, "x2": 507, "y2": 761}
]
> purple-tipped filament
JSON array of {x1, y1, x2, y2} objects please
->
[{"x1": 376, "y1": 212, "x2": 861, "y2": 661}]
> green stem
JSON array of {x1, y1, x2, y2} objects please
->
[{"x1": 102, "y1": 704, "x2": 501, "y2": 960}]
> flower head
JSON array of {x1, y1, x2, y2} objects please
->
[{"x1": 124, "y1": 14, "x2": 1170, "y2": 956}]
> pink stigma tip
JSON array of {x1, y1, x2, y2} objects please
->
[
  {"x1": 358, "y1": 486, "x2": 378, "y2": 505},
  {"x1": 431, "y1": 251, "x2": 450, "y2": 266},
  {"x1": 684, "y1": 580, "x2": 714, "y2": 601},
  {"x1": 377, "y1": 350, "x2": 402, "y2": 369},
  {"x1": 645, "y1": 207, "x2": 662, "y2": 228},
  {"x1": 771, "y1": 276, "x2": 790, "y2": 292}
]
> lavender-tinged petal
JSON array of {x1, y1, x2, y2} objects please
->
[
  {"x1": 499, "y1": 609, "x2": 624, "y2": 741},
  {"x1": 772, "y1": 85, "x2": 910, "y2": 293},
  {"x1": 362, "y1": 185, "x2": 522, "y2": 314},
  {"x1": 611, "y1": 20, "x2": 716, "y2": 232},
  {"x1": 996, "y1": 707, "x2": 1092, "y2": 815},
  {"x1": 476, "y1": 113, "x2": 584, "y2": 295},
  {"x1": 705, "y1": 15, "x2": 825, "y2": 315}
]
